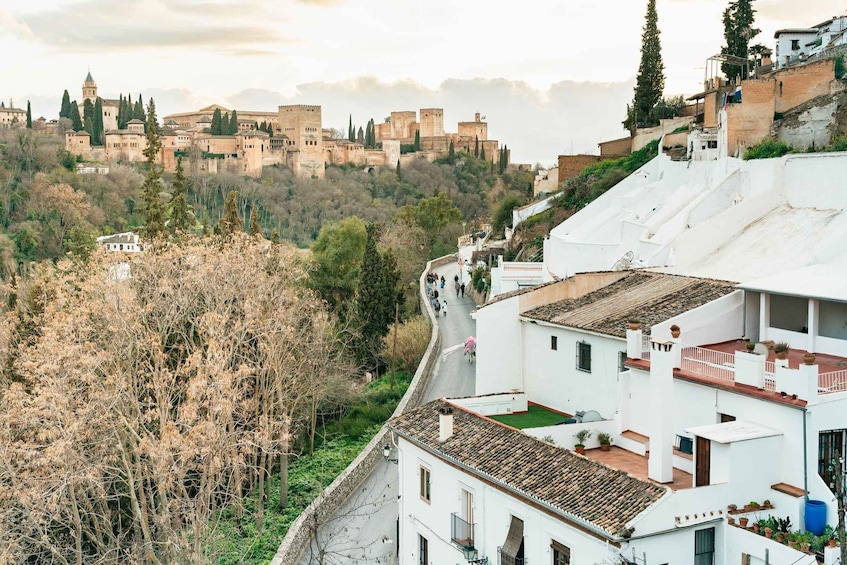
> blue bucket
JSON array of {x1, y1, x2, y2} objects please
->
[{"x1": 805, "y1": 499, "x2": 826, "y2": 535}]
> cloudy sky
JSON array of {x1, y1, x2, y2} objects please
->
[{"x1": 0, "y1": 0, "x2": 840, "y2": 163}]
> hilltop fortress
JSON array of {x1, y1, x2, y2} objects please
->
[{"x1": 64, "y1": 72, "x2": 510, "y2": 178}]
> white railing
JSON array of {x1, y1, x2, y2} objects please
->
[
  {"x1": 679, "y1": 345, "x2": 736, "y2": 383},
  {"x1": 764, "y1": 377, "x2": 775, "y2": 392},
  {"x1": 765, "y1": 360, "x2": 775, "y2": 375},
  {"x1": 641, "y1": 334, "x2": 651, "y2": 361},
  {"x1": 819, "y1": 369, "x2": 847, "y2": 394}
]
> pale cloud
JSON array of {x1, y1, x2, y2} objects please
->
[{"x1": 2, "y1": 0, "x2": 288, "y2": 52}]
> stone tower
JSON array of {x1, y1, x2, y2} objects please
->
[
  {"x1": 419, "y1": 108, "x2": 444, "y2": 138},
  {"x1": 278, "y1": 105, "x2": 325, "y2": 179},
  {"x1": 83, "y1": 71, "x2": 97, "y2": 104}
]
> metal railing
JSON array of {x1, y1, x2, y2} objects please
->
[
  {"x1": 498, "y1": 547, "x2": 528, "y2": 565},
  {"x1": 680, "y1": 345, "x2": 736, "y2": 383},
  {"x1": 451, "y1": 513, "x2": 475, "y2": 549},
  {"x1": 819, "y1": 369, "x2": 847, "y2": 395},
  {"x1": 641, "y1": 334, "x2": 651, "y2": 361}
]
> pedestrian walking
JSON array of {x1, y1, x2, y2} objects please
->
[
  {"x1": 440, "y1": 278, "x2": 444, "y2": 289},
  {"x1": 442, "y1": 301, "x2": 447, "y2": 317},
  {"x1": 461, "y1": 283, "x2": 466, "y2": 297},
  {"x1": 454, "y1": 274, "x2": 459, "y2": 283},
  {"x1": 455, "y1": 281, "x2": 460, "y2": 296},
  {"x1": 434, "y1": 290, "x2": 439, "y2": 299}
]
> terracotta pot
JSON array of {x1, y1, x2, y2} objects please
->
[
  {"x1": 752, "y1": 523, "x2": 760, "y2": 533},
  {"x1": 776, "y1": 351, "x2": 789, "y2": 360},
  {"x1": 788, "y1": 541, "x2": 798, "y2": 549},
  {"x1": 803, "y1": 352, "x2": 816, "y2": 365},
  {"x1": 800, "y1": 542, "x2": 810, "y2": 552},
  {"x1": 727, "y1": 517, "x2": 736, "y2": 525},
  {"x1": 764, "y1": 528, "x2": 773, "y2": 539},
  {"x1": 671, "y1": 328, "x2": 681, "y2": 339},
  {"x1": 776, "y1": 533, "x2": 784, "y2": 542},
  {"x1": 575, "y1": 446, "x2": 585, "y2": 455},
  {"x1": 739, "y1": 517, "x2": 749, "y2": 528},
  {"x1": 600, "y1": 444, "x2": 611, "y2": 452},
  {"x1": 628, "y1": 322, "x2": 640, "y2": 331},
  {"x1": 829, "y1": 539, "x2": 837, "y2": 548}
]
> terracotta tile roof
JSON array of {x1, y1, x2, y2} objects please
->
[
  {"x1": 522, "y1": 271, "x2": 737, "y2": 338},
  {"x1": 389, "y1": 400, "x2": 668, "y2": 536}
]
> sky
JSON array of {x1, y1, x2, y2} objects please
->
[{"x1": 0, "y1": 0, "x2": 842, "y2": 164}]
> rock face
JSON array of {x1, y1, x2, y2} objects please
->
[{"x1": 772, "y1": 90, "x2": 847, "y2": 149}]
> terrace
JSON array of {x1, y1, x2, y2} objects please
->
[
  {"x1": 639, "y1": 335, "x2": 847, "y2": 399},
  {"x1": 582, "y1": 446, "x2": 693, "y2": 491}
]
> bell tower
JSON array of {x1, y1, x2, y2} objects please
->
[{"x1": 83, "y1": 70, "x2": 97, "y2": 104}]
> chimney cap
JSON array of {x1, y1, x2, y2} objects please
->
[
  {"x1": 650, "y1": 338, "x2": 673, "y2": 352},
  {"x1": 438, "y1": 405, "x2": 454, "y2": 415}
]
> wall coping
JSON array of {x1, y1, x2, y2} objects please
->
[{"x1": 270, "y1": 253, "x2": 456, "y2": 565}]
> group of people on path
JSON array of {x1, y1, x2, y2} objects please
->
[{"x1": 426, "y1": 272, "x2": 447, "y2": 316}]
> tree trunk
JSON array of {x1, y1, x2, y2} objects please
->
[{"x1": 279, "y1": 450, "x2": 289, "y2": 510}]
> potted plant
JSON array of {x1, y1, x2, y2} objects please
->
[
  {"x1": 764, "y1": 527, "x2": 773, "y2": 539},
  {"x1": 746, "y1": 342, "x2": 756, "y2": 353},
  {"x1": 628, "y1": 319, "x2": 641, "y2": 331},
  {"x1": 727, "y1": 516, "x2": 736, "y2": 525},
  {"x1": 776, "y1": 532, "x2": 784, "y2": 543},
  {"x1": 763, "y1": 499, "x2": 772, "y2": 509},
  {"x1": 727, "y1": 504, "x2": 737, "y2": 513},
  {"x1": 597, "y1": 432, "x2": 612, "y2": 452},
  {"x1": 803, "y1": 352, "x2": 816, "y2": 365},
  {"x1": 739, "y1": 516, "x2": 749, "y2": 528},
  {"x1": 574, "y1": 429, "x2": 591, "y2": 455},
  {"x1": 670, "y1": 324, "x2": 681, "y2": 339},
  {"x1": 774, "y1": 342, "x2": 790, "y2": 360},
  {"x1": 749, "y1": 501, "x2": 760, "y2": 510},
  {"x1": 752, "y1": 521, "x2": 760, "y2": 533}
]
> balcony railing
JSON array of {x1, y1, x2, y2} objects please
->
[
  {"x1": 451, "y1": 513, "x2": 475, "y2": 549},
  {"x1": 819, "y1": 369, "x2": 847, "y2": 394},
  {"x1": 498, "y1": 547, "x2": 528, "y2": 565}
]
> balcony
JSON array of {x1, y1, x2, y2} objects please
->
[
  {"x1": 639, "y1": 337, "x2": 847, "y2": 398},
  {"x1": 451, "y1": 513, "x2": 475, "y2": 549},
  {"x1": 498, "y1": 547, "x2": 528, "y2": 565}
]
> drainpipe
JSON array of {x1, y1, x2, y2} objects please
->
[
  {"x1": 742, "y1": 290, "x2": 747, "y2": 338},
  {"x1": 803, "y1": 406, "x2": 809, "y2": 502}
]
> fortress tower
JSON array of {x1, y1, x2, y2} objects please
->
[
  {"x1": 419, "y1": 108, "x2": 444, "y2": 138},
  {"x1": 82, "y1": 71, "x2": 97, "y2": 104},
  {"x1": 278, "y1": 105, "x2": 325, "y2": 179}
]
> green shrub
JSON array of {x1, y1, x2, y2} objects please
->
[{"x1": 743, "y1": 138, "x2": 793, "y2": 160}]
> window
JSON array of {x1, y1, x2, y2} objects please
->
[
  {"x1": 791, "y1": 39, "x2": 800, "y2": 50},
  {"x1": 551, "y1": 336, "x2": 558, "y2": 351},
  {"x1": 419, "y1": 466, "x2": 431, "y2": 502},
  {"x1": 819, "y1": 429, "x2": 846, "y2": 488},
  {"x1": 419, "y1": 534, "x2": 429, "y2": 565},
  {"x1": 694, "y1": 527, "x2": 715, "y2": 565},
  {"x1": 618, "y1": 351, "x2": 627, "y2": 373},
  {"x1": 552, "y1": 541, "x2": 570, "y2": 565},
  {"x1": 576, "y1": 341, "x2": 591, "y2": 373}
]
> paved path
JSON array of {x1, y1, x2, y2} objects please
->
[{"x1": 297, "y1": 263, "x2": 477, "y2": 564}]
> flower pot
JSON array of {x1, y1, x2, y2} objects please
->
[
  {"x1": 628, "y1": 322, "x2": 640, "y2": 331},
  {"x1": 671, "y1": 328, "x2": 681, "y2": 339},
  {"x1": 575, "y1": 446, "x2": 585, "y2": 455},
  {"x1": 764, "y1": 528, "x2": 773, "y2": 539},
  {"x1": 800, "y1": 542, "x2": 810, "y2": 552},
  {"x1": 600, "y1": 443, "x2": 611, "y2": 452},
  {"x1": 776, "y1": 533, "x2": 784, "y2": 542},
  {"x1": 788, "y1": 541, "x2": 798, "y2": 549},
  {"x1": 803, "y1": 352, "x2": 816, "y2": 365},
  {"x1": 739, "y1": 517, "x2": 749, "y2": 528},
  {"x1": 776, "y1": 351, "x2": 789, "y2": 360},
  {"x1": 727, "y1": 517, "x2": 736, "y2": 525},
  {"x1": 829, "y1": 539, "x2": 837, "y2": 548},
  {"x1": 752, "y1": 523, "x2": 760, "y2": 533}
]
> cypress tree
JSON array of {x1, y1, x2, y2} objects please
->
[
  {"x1": 414, "y1": 128, "x2": 420, "y2": 151},
  {"x1": 630, "y1": 0, "x2": 665, "y2": 128},
  {"x1": 140, "y1": 98, "x2": 167, "y2": 239},
  {"x1": 83, "y1": 99, "x2": 95, "y2": 137},
  {"x1": 448, "y1": 140, "x2": 455, "y2": 158},
  {"x1": 396, "y1": 160, "x2": 401, "y2": 180},
  {"x1": 220, "y1": 190, "x2": 242, "y2": 235},
  {"x1": 93, "y1": 98, "x2": 103, "y2": 145},
  {"x1": 117, "y1": 95, "x2": 124, "y2": 129},
  {"x1": 249, "y1": 205, "x2": 261, "y2": 236},
  {"x1": 169, "y1": 157, "x2": 194, "y2": 234},
  {"x1": 133, "y1": 95, "x2": 144, "y2": 120},
  {"x1": 70, "y1": 101, "x2": 83, "y2": 131},
  {"x1": 211, "y1": 108, "x2": 222, "y2": 135},
  {"x1": 222, "y1": 113, "x2": 229, "y2": 135},
  {"x1": 474, "y1": 135, "x2": 479, "y2": 158},
  {"x1": 480, "y1": 143, "x2": 486, "y2": 161},
  {"x1": 230, "y1": 109, "x2": 238, "y2": 134},
  {"x1": 721, "y1": 0, "x2": 759, "y2": 81},
  {"x1": 348, "y1": 114, "x2": 354, "y2": 142},
  {"x1": 60, "y1": 90, "x2": 71, "y2": 119},
  {"x1": 355, "y1": 223, "x2": 399, "y2": 369},
  {"x1": 357, "y1": 126, "x2": 364, "y2": 145},
  {"x1": 26, "y1": 101, "x2": 31, "y2": 129}
]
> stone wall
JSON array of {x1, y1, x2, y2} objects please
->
[
  {"x1": 772, "y1": 59, "x2": 836, "y2": 114},
  {"x1": 269, "y1": 254, "x2": 456, "y2": 565},
  {"x1": 598, "y1": 136, "x2": 631, "y2": 159},
  {"x1": 726, "y1": 80, "x2": 776, "y2": 157}
]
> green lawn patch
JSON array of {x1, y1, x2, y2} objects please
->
[{"x1": 487, "y1": 405, "x2": 569, "y2": 429}]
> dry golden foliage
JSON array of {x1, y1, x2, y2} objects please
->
[{"x1": 382, "y1": 314, "x2": 431, "y2": 374}]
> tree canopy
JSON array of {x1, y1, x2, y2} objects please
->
[
  {"x1": 721, "y1": 0, "x2": 760, "y2": 81},
  {"x1": 626, "y1": 0, "x2": 665, "y2": 129}
]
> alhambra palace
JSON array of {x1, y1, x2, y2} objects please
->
[{"x1": 62, "y1": 73, "x2": 509, "y2": 179}]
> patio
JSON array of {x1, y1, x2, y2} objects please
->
[{"x1": 582, "y1": 446, "x2": 693, "y2": 491}]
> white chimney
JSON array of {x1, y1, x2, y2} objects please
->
[
  {"x1": 648, "y1": 339, "x2": 675, "y2": 483},
  {"x1": 439, "y1": 405, "x2": 454, "y2": 442},
  {"x1": 626, "y1": 324, "x2": 643, "y2": 359}
]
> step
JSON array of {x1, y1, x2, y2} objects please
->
[{"x1": 617, "y1": 430, "x2": 650, "y2": 456}]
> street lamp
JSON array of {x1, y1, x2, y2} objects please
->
[
  {"x1": 383, "y1": 444, "x2": 398, "y2": 464},
  {"x1": 462, "y1": 546, "x2": 488, "y2": 564}
]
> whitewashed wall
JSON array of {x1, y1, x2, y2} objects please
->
[{"x1": 475, "y1": 297, "x2": 523, "y2": 396}]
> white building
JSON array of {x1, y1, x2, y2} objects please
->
[
  {"x1": 97, "y1": 232, "x2": 144, "y2": 253},
  {"x1": 774, "y1": 16, "x2": 847, "y2": 68}
]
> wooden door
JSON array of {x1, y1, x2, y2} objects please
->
[{"x1": 696, "y1": 436, "x2": 711, "y2": 487}]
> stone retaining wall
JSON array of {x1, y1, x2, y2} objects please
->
[{"x1": 270, "y1": 254, "x2": 456, "y2": 565}]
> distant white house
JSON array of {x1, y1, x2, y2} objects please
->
[{"x1": 97, "y1": 232, "x2": 144, "y2": 253}]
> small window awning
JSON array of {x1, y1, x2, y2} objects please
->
[{"x1": 684, "y1": 420, "x2": 782, "y2": 444}]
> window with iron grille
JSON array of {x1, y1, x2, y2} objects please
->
[
  {"x1": 419, "y1": 534, "x2": 428, "y2": 565},
  {"x1": 552, "y1": 540, "x2": 570, "y2": 565},
  {"x1": 576, "y1": 341, "x2": 591, "y2": 373},
  {"x1": 694, "y1": 527, "x2": 715, "y2": 565},
  {"x1": 819, "y1": 429, "x2": 846, "y2": 488}
]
